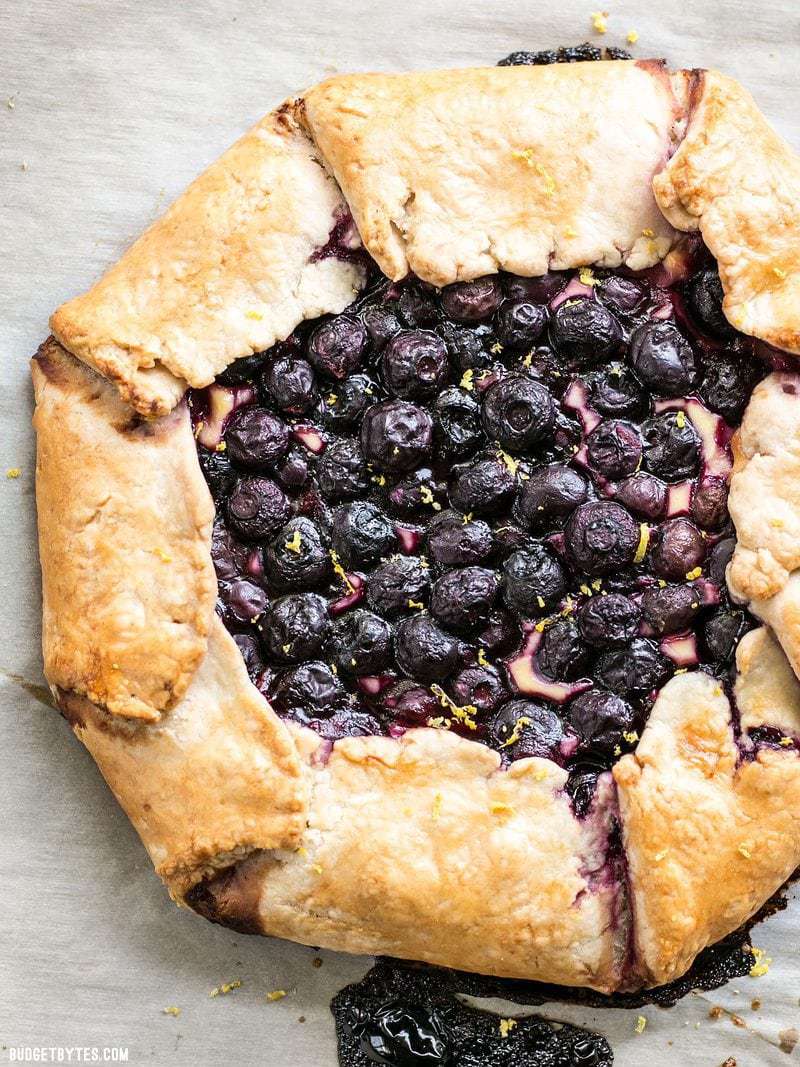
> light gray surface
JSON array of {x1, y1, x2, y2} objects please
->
[{"x1": 3, "y1": 1, "x2": 800, "y2": 1063}]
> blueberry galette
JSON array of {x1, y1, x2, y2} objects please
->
[{"x1": 33, "y1": 58, "x2": 800, "y2": 992}]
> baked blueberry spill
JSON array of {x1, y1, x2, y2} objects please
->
[{"x1": 192, "y1": 237, "x2": 769, "y2": 815}]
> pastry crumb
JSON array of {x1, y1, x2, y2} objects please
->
[
  {"x1": 591, "y1": 11, "x2": 608, "y2": 34},
  {"x1": 312, "y1": 957, "x2": 323, "y2": 968},
  {"x1": 266, "y1": 989, "x2": 288, "y2": 1002},
  {"x1": 627, "y1": 29, "x2": 639, "y2": 44},
  {"x1": 498, "y1": 1018, "x2": 518, "y2": 1038},
  {"x1": 7, "y1": 94, "x2": 17, "y2": 109},
  {"x1": 779, "y1": 1028, "x2": 800, "y2": 1054},
  {"x1": 162, "y1": 1006, "x2": 181, "y2": 1017},
  {"x1": 720, "y1": 1058, "x2": 737, "y2": 1067},
  {"x1": 750, "y1": 998, "x2": 761, "y2": 1011},
  {"x1": 210, "y1": 979, "x2": 242, "y2": 997},
  {"x1": 708, "y1": 1005, "x2": 723, "y2": 1020},
  {"x1": 749, "y1": 946, "x2": 771, "y2": 977},
  {"x1": 737, "y1": 843, "x2": 753, "y2": 860},
  {"x1": 634, "y1": 1014, "x2": 647, "y2": 1034},
  {"x1": 6, "y1": 468, "x2": 21, "y2": 479},
  {"x1": 731, "y1": 1014, "x2": 746, "y2": 1028}
]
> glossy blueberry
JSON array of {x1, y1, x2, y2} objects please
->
[
  {"x1": 272, "y1": 446, "x2": 309, "y2": 491},
  {"x1": 481, "y1": 374, "x2": 556, "y2": 452},
  {"x1": 233, "y1": 632, "x2": 264, "y2": 680},
  {"x1": 502, "y1": 543, "x2": 568, "y2": 614},
  {"x1": 388, "y1": 468, "x2": 448, "y2": 514},
  {"x1": 596, "y1": 275, "x2": 647, "y2": 316},
  {"x1": 700, "y1": 354, "x2": 758, "y2": 422},
  {"x1": 352, "y1": 1002, "x2": 452, "y2": 1067},
  {"x1": 550, "y1": 298, "x2": 622, "y2": 363},
  {"x1": 433, "y1": 387, "x2": 482, "y2": 458},
  {"x1": 578, "y1": 593, "x2": 641, "y2": 647},
  {"x1": 629, "y1": 321, "x2": 697, "y2": 396},
  {"x1": 595, "y1": 638, "x2": 670, "y2": 696},
  {"x1": 430, "y1": 566, "x2": 499, "y2": 633},
  {"x1": 222, "y1": 579, "x2": 269, "y2": 625},
  {"x1": 440, "y1": 276, "x2": 502, "y2": 323},
  {"x1": 614, "y1": 473, "x2": 667, "y2": 520},
  {"x1": 224, "y1": 406, "x2": 289, "y2": 469},
  {"x1": 586, "y1": 420, "x2": 642, "y2": 479},
  {"x1": 270, "y1": 661, "x2": 347, "y2": 719},
  {"x1": 331, "y1": 501, "x2": 397, "y2": 567},
  {"x1": 686, "y1": 268, "x2": 734, "y2": 338},
  {"x1": 586, "y1": 363, "x2": 645, "y2": 418},
  {"x1": 382, "y1": 330, "x2": 449, "y2": 399},
  {"x1": 397, "y1": 285, "x2": 441, "y2": 328},
  {"x1": 426, "y1": 510, "x2": 493, "y2": 567},
  {"x1": 641, "y1": 584, "x2": 699, "y2": 636},
  {"x1": 265, "y1": 516, "x2": 331, "y2": 590},
  {"x1": 198, "y1": 446, "x2": 236, "y2": 500},
  {"x1": 450, "y1": 663, "x2": 509, "y2": 715},
  {"x1": 691, "y1": 476, "x2": 729, "y2": 529},
  {"x1": 321, "y1": 373, "x2": 378, "y2": 428},
  {"x1": 495, "y1": 299, "x2": 548, "y2": 349},
  {"x1": 310, "y1": 708, "x2": 384, "y2": 740},
  {"x1": 259, "y1": 593, "x2": 331, "y2": 662},
  {"x1": 503, "y1": 271, "x2": 567, "y2": 303},
  {"x1": 651, "y1": 518, "x2": 706, "y2": 581},
  {"x1": 476, "y1": 608, "x2": 520, "y2": 656},
  {"x1": 317, "y1": 438, "x2": 370, "y2": 502},
  {"x1": 360, "y1": 400, "x2": 434, "y2": 472},
  {"x1": 704, "y1": 609, "x2": 749, "y2": 663},
  {"x1": 566, "y1": 766, "x2": 602, "y2": 819},
  {"x1": 360, "y1": 303, "x2": 401, "y2": 349},
  {"x1": 388, "y1": 683, "x2": 440, "y2": 727},
  {"x1": 262, "y1": 355, "x2": 316, "y2": 414},
  {"x1": 536, "y1": 619, "x2": 591, "y2": 680},
  {"x1": 708, "y1": 536, "x2": 735, "y2": 587},
  {"x1": 367, "y1": 556, "x2": 430, "y2": 618},
  {"x1": 210, "y1": 518, "x2": 245, "y2": 580},
  {"x1": 215, "y1": 350, "x2": 267, "y2": 386},
  {"x1": 568, "y1": 690, "x2": 635, "y2": 759},
  {"x1": 226, "y1": 476, "x2": 290, "y2": 541},
  {"x1": 641, "y1": 412, "x2": 700, "y2": 482},
  {"x1": 564, "y1": 501, "x2": 640, "y2": 576},
  {"x1": 330, "y1": 610, "x2": 393, "y2": 675},
  {"x1": 515, "y1": 463, "x2": 590, "y2": 531},
  {"x1": 394, "y1": 614, "x2": 461, "y2": 682},
  {"x1": 450, "y1": 456, "x2": 516, "y2": 516},
  {"x1": 489, "y1": 699, "x2": 565, "y2": 760},
  {"x1": 437, "y1": 321, "x2": 494, "y2": 372},
  {"x1": 307, "y1": 314, "x2": 367, "y2": 379}
]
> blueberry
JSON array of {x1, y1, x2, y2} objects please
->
[
  {"x1": 586, "y1": 363, "x2": 645, "y2": 418},
  {"x1": 223, "y1": 579, "x2": 269, "y2": 625},
  {"x1": 198, "y1": 446, "x2": 236, "y2": 501},
  {"x1": 438, "y1": 321, "x2": 494, "y2": 372},
  {"x1": 331, "y1": 501, "x2": 396, "y2": 566},
  {"x1": 704, "y1": 609, "x2": 748, "y2": 663},
  {"x1": 307, "y1": 315, "x2": 367, "y2": 379},
  {"x1": 567, "y1": 766, "x2": 601, "y2": 818},
  {"x1": 426, "y1": 510, "x2": 494, "y2": 567},
  {"x1": 686, "y1": 268, "x2": 734, "y2": 338},
  {"x1": 360, "y1": 400, "x2": 434, "y2": 472},
  {"x1": 568, "y1": 690, "x2": 635, "y2": 759},
  {"x1": 322, "y1": 373, "x2": 378, "y2": 428},
  {"x1": 450, "y1": 664, "x2": 508, "y2": 715},
  {"x1": 503, "y1": 272, "x2": 567, "y2": 303},
  {"x1": 430, "y1": 566, "x2": 499, "y2": 633},
  {"x1": 388, "y1": 683, "x2": 441, "y2": 727},
  {"x1": 317, "y1": 438, "x2": 370, "y2": 502},
  {"x1": 270, "y1": 661, "x2": 347, "y2": 720},
  {"x1": 629, "y1": 322, "x2": 697, "y2": 396},
  {"x1": 586, "y1": 420, "x2": 642, "y2": 479},
  {"x1": 388, "y1": 468, "x2": 448, "y2": 513},
  {"x1": 489, "y1": 699, "x2": 565, "y2": 760},
  {"x1": 578, "y1": 593, "x2": 641, "y2": 647},
  {"x1": 216, "y1": 351, "x2": 267, "y2": 386},
  {"x1": 641, "y1": 412, "x2": 700, "y2": 482},
  {"x1": 330, "y1": 610, "x2": 393, "y2": 675},
  {"x1": 367, "y1": 556, "x2": 430, "y2": 618},
  {"x1": 360, "y1": 303, "x2": 401, "y2": 349},
  {"x1": 434, "y1": 387, "x2": 483, "y2": 458},
  {"x1": 265, "y1": 516, "x2": 331, "y2": 590},
  {"x1": 550, "y1": 299, "x2": 622, "y2": 363},
  {"x1": 440, "y1": 276, "x2": 502, "y2": 323},
  {"x1": 394, "y1": 614, "x2": 461, "y2": 682},
  {"x1": 450, "y1": 456, "x2": 516, "y2": 515},
  {"x1": 476, "y1": 608, "x2": 520, "y2": 656},
  {"x1": 352, "y1": 1003, "x2": 451, "y2": 1067},
  {"x1": 311, "y1": 708, "x2": 384, "y2": 740},
  {"x1": 211, "y1": 518, "x2": 245, "y2": 580},
  {"x1": 708, "y1": 536, "x2": 735, "y2": 587},
  {"x1": 262, "y1": 355, "x2": 316, "y2": 414},
  {"x1": 491, "y1": 521, "x2": 531, "y2": 559},
  {"x1": 481, "y1": 374, "x2": 556, "y2": 451},
  {"x1": 495, "y1": 299, "x2": 548, "y2": 349},
  {"x1": 515, "y1": 464, "x2": 590, "y2": 530},
  {"x1": 397, "y1": 285, "x2": 441, "y2": 328},
  {"x1": 233, "y1": 632, "x2": 264, "y2": 680},
  {"x1": 700, "y1": 354, "x2": 757, "y2": 422},
  {"x1": 272, "y1": 446, "x2": 309, "y2": 491},
  {"x1": 536, "y1": 619, "x2": 591, "y2": 680},
  {"x1": 596, "y1": 276, "x2": 647, "y2": 316},
  {"x1": 503, "y1": 544, "x2": 568, "y2": 615},
  {"x1": 596, "y1": 638, "x2": 670, "y2": 696},
  {"x1": 226, "y1": 476, "x2": 290, "y2": 541},
  {"x1": 651, "y1": 518, "x2": 706, "y2": 581},
  {"x1": 225, "y1": 406, "x2": 289, "y2": 469},
  {"x1": 381, "y1": 330, "x2": 449, "y2": 399},
  {"x1": 614, "y1": 473, "x2": 667, "y2": 521},
  {"x1": 691, "y1": 477, "x2": 729, "y2": 529},
  {"x1": 641, "y1": 584, "x2": 699, "y2": 636},
  {"x1": 564, "y1": 501, "x2": 639, "y2": 576},
  {"x1": 259, "y1": 593, "x2": 331, "y2": 662}
]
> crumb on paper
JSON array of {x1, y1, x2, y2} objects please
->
[
  {"x1": 498, "y1": 1018, "x2": 518, "y2": 1038},
  {"x1": 266, "y1": 989, "x2": 288, "y2": 1002},
  {"x1": 312, "y1": 957, "x2": 323, "y2": 969},
  {"x1": 731, "y1": 1014, "x2": 746, "y2": 1028},
  {"x1": 634, "y1": 1015, "x2": 647, "y2": 1034},
  {"x1": 627, "y1": 29, "x2": 639, "y2": 44},
  {"x1": 750, "y1": 998, "x2": 761, "y2": 1011},
  {"x1": 7, "y1": 94, "x2": 17, "y2": 110},
  {"x1": 708, "y1": 1005, "x2": 723, "y2": 1020},
  {"x1": 162, "y1": 1006, "x2": 181, "y2": 1017},
  {"x1": 720, "y1": 1058, "x2": 737, "y2": 1067},
  {"x1": 779, "y1": 1028, "x2": 800, "y2": 1054},
  {"x1": 6, "y1": 468, "x2": 21, "y2": 479},
  {"x1": 209, "y1": 979, "x2": 242, "y2": 997}
]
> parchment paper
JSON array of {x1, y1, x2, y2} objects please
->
[{"x1": 3, "y1": 2, "x2": 800, "y2": 1063}]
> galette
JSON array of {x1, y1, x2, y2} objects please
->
[{"x1": 33, "y1": 51, "x2": 800, "y2": 993}]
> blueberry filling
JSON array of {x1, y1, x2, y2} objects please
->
[{"x1": 192, "y1": 243, "x2": 769, "y2": 800}]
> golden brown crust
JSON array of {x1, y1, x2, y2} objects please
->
[
  {"x1": 60, "y1": 618, "x2": 307, "y2": 898},
  {"x1": 615, "y1": 669, "x2": 800, "y2": 988},
  {"x1": 50, "y1": 105, "x2": 366, "y2": 417},
  {"x1": 32, "y1": 338, "x2": 216, "y2": 721},
  {"x1": 654, "y1": 69, "x2": 800, "y2": 355},
  {"x1": 300, "y1": 62, "x2": 682, "y2": 287},
  {"x1": 192, "y1": 726, "x2": 625, "y2": 991}
]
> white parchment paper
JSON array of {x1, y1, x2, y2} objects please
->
[{"x1": 3, "y1": 1, "x2": 800, "y2": 1063}]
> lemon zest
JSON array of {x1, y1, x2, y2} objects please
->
[
  {"x1": 591, "y1": 11, "x2": 608, "y2": 33},
  {"x1": 627, "y1": 28, "x2": 639, "y2": 44},
  {"x1": 430, "y1": 684, "x2": 478, "y2": 730},
  {"x1": 500, "y1": 715, "x2": 531, "y2": 749},
  {"x1": 329, "y1": 549, "x2": 355, "y2": 593},
  {"x1": 460, "y1": 369, "x2": 475, "y2": 391},
  {"x1": 634, "y1": 524, "x2": 650, "y2": 564},
  {"x1": 579, "y1": 266, "x2": 596, "y2": 286},
  {"x1": 210, "y1": 980, "x2": 242, "y2": 997},
  {"x1": 162, "y1": 1006, "x2": 181, "y2": 1016},
  {"x1": 749, "y1": 947, "x2": 772, "y2": 977},
  {"x1": 499, "y1": 1018, "x2": 518, "y2": 1038},
  {"x1": 634, "y1": 1015, "x2": 647, "y2": 1034},
  {"x1": 266, "y1": 990, "x2": 287, "y2": 1002},
  {"x1": 285, "y1": 530, "x2": 303, "y2": 554}
]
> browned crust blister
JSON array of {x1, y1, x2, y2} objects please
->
[{"x1": 32, "y1": 60, "x2": 800, "y2": 988}]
